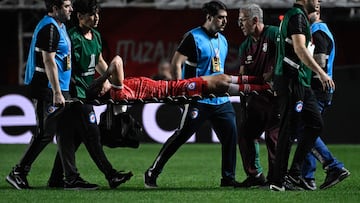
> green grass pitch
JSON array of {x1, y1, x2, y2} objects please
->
[{"x1": 0, "y1": 143, "x2": 359, "y2": 202}]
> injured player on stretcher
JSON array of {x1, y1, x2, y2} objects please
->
[{"x1": 89, "y1": 56, "x2": 272, "y2": 101}]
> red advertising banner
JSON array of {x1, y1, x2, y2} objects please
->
[{"x1": 98, "y1": 8, "x2": 244, "y2": 78}]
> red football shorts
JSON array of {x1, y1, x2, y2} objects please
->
[{"x1": 110, "y1": 77, "x2": 208, "y2": 101}]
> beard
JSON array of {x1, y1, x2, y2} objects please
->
[
  {"x1": 305, "y1": 2, "x2": 317, "y2": 14},
  {"x1": 309, "y1": 14, "x2": 317, "y2": 24}
]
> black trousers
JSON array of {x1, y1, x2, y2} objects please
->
[
  {"x1": 16, "y1": 87, "x2": 68, "y2": 173},
  {"x1": 148, "y1": 101, "x2": 238, "y2": 180},
  {"x1": 55, "y1": 103, "x2": 117, "y2": 182},
  {"x1": 272, "y1": 83, "x2": 323, "y2": 185}
]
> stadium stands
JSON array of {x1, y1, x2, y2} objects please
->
[{"x1": 0, "y1": 0, "x2": 360, "y2": 9}]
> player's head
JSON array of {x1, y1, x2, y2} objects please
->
[
  {"x1": 202, "y1": 1, "x2": 227, "y2": 17},
  {"x1": 71, "y1": 0, "x2": 100, "y2": 28},
  {"x1": 238, "y1": 4, "x2": 263, "y2": 36},
  {"x1": 157, "y1": 61, "x2": 172, "y2": 80},
  {"x1": 202, "y1": 1, "x2": 228, "y2": 33},
  {"x1": 73, "y1": 0, "x2": 99, "y2": 15},
  {"x1": 308, "y1": 4, "x2": 321, "y2": 24},
  {"x1": 306, "y1": 0, "x2": 320, "y2": 14},
  {"x1": 158, "y1": 61, "x2": 171, "y2": 73},
  {"x1": 45, "y1": 0, "x2": 73, "y2": 23},
  {"x1": 45, "y1": 0, "x2": 66, "y2": 12},
  {"x1": 239, "y1": 4, "x2": 263, "y2": 25},
  {"x1": 296, "y1": 0, "x2": 320, "y2": 14}
]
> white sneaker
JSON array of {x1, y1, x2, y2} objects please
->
[{"x1": 269, "y1": 184, "x2": 285, "y2": 192}]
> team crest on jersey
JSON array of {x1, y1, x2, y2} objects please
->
[
  {"x1": 190, "y1": 108, "x2": 199, "y2": 119},
  {"x1": 187, "y1": 82, "x2": 196, "y2": 90},
  {"x1": 47, "y1": 106, "x2": 58, "y2": 114},
  {"x1": 262, "y1": 43, "x2": 268, "y2": 52},
  {"x1": 295, "y1": 101, "x2": 303, "y2": 113},
  {"x1": 245, "y1": 55, "x2": 253, "y2": 64},
  {"x1": 89, "y1": 112, "x2": 96, "y2": 123}
]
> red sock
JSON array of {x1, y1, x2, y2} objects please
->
[
  {"x1": 238, "y1": 75, "x2": 264, "y2": 84},
  {"x1": 238, "y1": 83, "x2": 271, "y2": 93}
]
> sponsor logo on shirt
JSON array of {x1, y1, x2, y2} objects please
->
[{"x1": 245, "y1": 55, "x2": 253, "y2": 64}]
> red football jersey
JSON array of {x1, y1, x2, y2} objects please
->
[{"x1": 110, "y1": 77, "x2": 207, "y2": 101}]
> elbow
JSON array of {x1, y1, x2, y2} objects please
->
[
  {"x1": 293, "y1": 46, "x2": 303, "y2": 57},
  {"x1": 294, "y1": 47, "x2": 309, "y2": 64}
]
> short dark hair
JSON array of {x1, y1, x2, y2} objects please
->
[
  {"x1": 201, "y1": 0, "x2": 227, "y2": 17},
  {"x1": 44, "y1": 0, "x2": 65, "y2": 12},
  {"x1": 73, "y1": 0, "x2": 99, "y2": 15}
]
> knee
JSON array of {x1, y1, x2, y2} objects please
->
[{"x1": 111, "y1": 55, "x2": 123, "y2": 68}]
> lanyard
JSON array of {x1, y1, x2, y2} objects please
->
[{"x1": 209, "y1": 37, "x2": 220, "y2": 58}]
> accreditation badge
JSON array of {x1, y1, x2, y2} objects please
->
[
  {"x1": 211, "y1": 56, "x2": 220, "y2": 73},
  {"x1": 66, "y1": 55, "x2": 71, "y2": 70}
]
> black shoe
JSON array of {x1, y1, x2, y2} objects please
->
[
  {"x1": 108, "y1": 171, "x2": 133, "y2": 189},
  {"x1": 269, "y1": 174, "x2": 308, "y2": 192},
  {"x1": 320, "y1": 167, "x2": 350, "y2": 190},
  {"x1": 235, "y1": 173, "x2": 267, "y2": 188},
  {"x1": 47, "y1": 179, "x2": 65, "y2": 188},
  {"x1": 286, "y1": 174, "x2": 314, "y2": 190},
  {"x1": 64, "y1": 177, "x2": 99, "y2": 190},
  {"x1": 144, "y1": 169, "x2": 158, "y2": 188},
  {"x1": 6, "y1": 168, "x2": 30, "y2": 190},
  {"x1": 269, "y1": 176, "x2": 303, "y2": 192},
  {"x1": 220, "y1": 178, "x2": 242, "y2": 187},
  {"x1": 303, "y1": 178, "x2": 316, "y2": 190}
]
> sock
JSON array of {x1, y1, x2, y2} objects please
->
[
  {"x1": 227, "y1": 83, "x2": 271, "y2": 95},
  {"x1": 230, "y1": 76, "x2": 239, "y2": 84},
  {"x1": 111, "y1": 84, "x2": 123, "y2": 89},
  {"x1": 230, "y1": 75, "x2": 264, "y2": 84}
]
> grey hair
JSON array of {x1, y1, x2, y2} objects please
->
[{"x1": 240, "y1": 4, "x2": 263, "y2": 23}]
